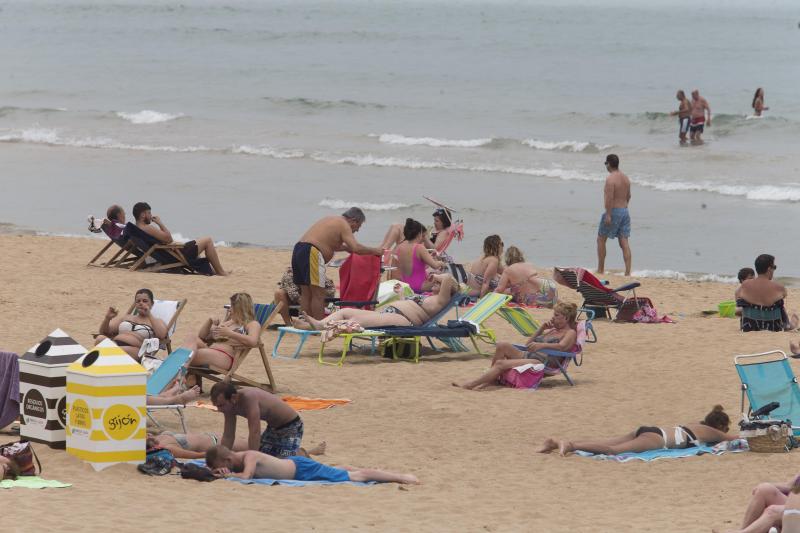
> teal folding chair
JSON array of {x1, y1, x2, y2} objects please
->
[
  {"x1": 735, "y1": 350, "x2": 800, "y2": 435},
  {"x1": 146, "y1": 347, "x2": 193, "y2": 431}
]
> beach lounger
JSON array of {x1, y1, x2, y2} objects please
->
[
  {"x1": 119, "y1": 223, "x2": 213, "y2": 275},
  {"x1": 498, "y1": 307, "x2": 541, "y2": 337},
  {"x1": 511, "y1": 316, "x2": 594, "y2": 386},
  {"x1": 553, "y1": 266, "x2": 641, "y2": 320},
  {"x1": 190, "y1": 302, "x2": 280, "y2": 391},
  {"x1": 734, "y1": 350, "x2": 800, "y2": 435},
  {"x1": 146, "y1": 347, "x2": 193, "y2": 432},
  {"x1": 87, "y1": 219, "x2": 139, "y2": 268}
]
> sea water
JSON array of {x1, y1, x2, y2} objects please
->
[{"x1": 1, "y1": 0, "x2": 799, "y2": 278}]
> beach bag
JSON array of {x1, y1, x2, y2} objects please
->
[
  {"x1": 740, "y1": 419, "x2": 793, "y2": 453},
  {"x1": 615, "y1": 297, "x2": 654, "y2": 323},
  {"x1": 501, "y1": 364, "x2": 545, "y2": 389},
  {"x1": 179, "y1": 462, "x2": 217, "y2": 482},
  {"x1": 0, "y1": 441, "x2": 41, "y2": 476}
]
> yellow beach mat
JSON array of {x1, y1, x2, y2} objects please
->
[{"x1": 191, "y1": 397, "x2": 351, "y2": 412}]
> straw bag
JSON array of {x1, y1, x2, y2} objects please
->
[
  {"x1": 740, "y1": 420, "x2": 793, "y2": 453},
  {"x1": 0, "y1": 441, "x2": 42, "y2": 476}
]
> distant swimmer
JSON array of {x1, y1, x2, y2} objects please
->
[
  {"x1": 689, "y1": 89, "x2": 712, "y2": 145},
  {"x1": 752, "y1": 87, "x2": 769, "y2": 117},
  {"x1": 669, "y1": 90, "x2": 692, "y2": 145},
  {"x1": 596, "y1": 154, "x2": 632, "y2": 276}
]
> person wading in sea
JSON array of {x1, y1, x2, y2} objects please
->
[{"x1": 596, "y1": 154, "x2": 632, "y2": 276}]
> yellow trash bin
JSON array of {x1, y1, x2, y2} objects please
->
[{"x1": 66, "y1": 339, "x2": 147, "y2": 471}]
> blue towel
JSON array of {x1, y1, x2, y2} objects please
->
[
  {"x1": 187, "y1": 460, "x2": 375, "y2": 486},
  {"x1": 575, "y1": 445, "x2": 734, "y2": 462}
]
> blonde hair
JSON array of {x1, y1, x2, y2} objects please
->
[
  {"x1": 553, "y1": 302, "x2": 577, "y2": 326},
  {"x1": 229, "y1": 292, "x2": 255, "y2": 325},
  {"x1": 504, "y1": 246, "x2": 525, "y2": 266}
]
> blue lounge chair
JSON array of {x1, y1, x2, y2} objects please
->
[
  {"x1": 735, "y1": 350, "x2": 800, "y2": 435},
  {"x1": 146, "y1": 347, "x2": 194, "y2": 431}
]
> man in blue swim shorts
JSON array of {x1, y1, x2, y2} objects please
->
[
  {"x1": 597, "y1": 154, "x2": 633, "y2": 276},
  {"x1": 206, "y1": 445, "x2": 419, "y2": 484}
]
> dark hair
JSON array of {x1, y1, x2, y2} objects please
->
[
  {"x1": 106, "y1": 204, "x2": 124, "y2": 222},
  {"x1": 483, "y1": 235, "x2": 503, "y2": 257},
  {"x1": 132, "y1": 202, "x2": 151, "y2": 221},
  {"x1": 433, "y1": 208, "x2": 452, "y2": 229},
  {"x1": 737, "y1": 267, "x2": 755, "y2": 283},
  {"x1": 402, "y1": 218, "x2": 425, "y2": 241},
  {"x1": 342, "y1": 207, "x2": 365, "y2": 224},
  {"x1": 210, "y1": 381, "x2": 238, "y2": 402},
  {"x1": 754, "y1": 254, "x2": 775, "y2": 275},
  {"x1": 205, "y1": 445, "x2": 229, "y2": 469},
  {"x1": 701, "y1": 404, "x2": 730, "y2": 431},
  {"x1": 752, "y1": 88, "x2": 762, "y2": 110},
  {"x1": 605, "y1": 154, "x2": 619, "y2": 169},
  {"x1": 677, "y1": 90, "x2": 685, "y2": 99},
  {"x1": 135, "y1": 288, "x2": 154, "y2": 303},
  {"x1": 2, "y1": 458, "x2": 20, "y2": 480}
]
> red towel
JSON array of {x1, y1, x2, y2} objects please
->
[{"x1": 339, "y1": 254, "x2": 381, "y2": 307}]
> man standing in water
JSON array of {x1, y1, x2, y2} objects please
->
[
  {"x1": 292, "y1": 207, "x2": 383, "y2": 319},
  {"x1": 597, "y1": 154, "x2": 632, "y2": 276},
  {"x1": 689, "y1": 89, "x2": 712, "y2": 145},
  {"x1": 670, "y1": 90, "x2": 692, "y2": 145}
]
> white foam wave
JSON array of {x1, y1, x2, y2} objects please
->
[
  {"x1": 635, "y1": 178, "x2": 800, "y2": 202},
  {"x1": 523, "y1": 139, "x2": 612, "y2": 153},
  {"x1": 318, "y1": 198, "x2": 409, "y2": 211},
  {"x1": 116, "y1": 110, "x2": 183, "y2": 124},
  {"x1": 232, "y1": 145, "x2": 305, "y2": 159},
  {"x1": 376, "y1": 133, "x2": 493, "y2": 148},
  {"x1": 0, "y1": 128, "x2": 208, "y2": 153},
  {"x1": 631, "y1": 269, "x2": 737, "y2": 284}
]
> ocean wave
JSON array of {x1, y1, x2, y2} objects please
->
[
  {"x1": 116, "y1": 110, "x2": 183, "y2": 124},
  {"x1": 263, "y1": 96, "x2": 387, "y2": 111},
  {"x1": 631, "y1": 269, "x2": 737, "y2": 283},
  {"x1": 635, "y1": 178, "x2": 800, "y2": 202},
  {"x1": 0, "y1": 128, "x2": 209, "y2": 153},
  {"x1": 522, "y1": 139, "x2": 612, "y2": 153},
  {"x1": 231, "y1": 145, "x2": 305, "y2": 159},
  {"x1": 0, "y1": 105, "x2": 67, "y2": 117},
  {"x1": 318, "y1": 198, "x2": 410, "y2": 211},
  {"x1": 376, "y1": 133, "x2": 493, "y2": 148}
]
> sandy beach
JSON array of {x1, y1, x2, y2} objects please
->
[{"x1": 2, "y1": 234, "x2": 799, "y2": 532}]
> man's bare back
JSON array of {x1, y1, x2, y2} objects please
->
[
  {"x1": 232, "y1": 387, "x2": 297, "y2": 427},
  {"x1": 605, "y1": 170, "x2": 631, "y2": 209},
  {"x1": 299, "y1": 216, "x2": 354, "y2": 263}
]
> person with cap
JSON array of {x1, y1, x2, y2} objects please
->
[
  {"x1": 596, "y1": 154, "x2": 632, "y2": 276},
  {"x1": 292, "y1": 207, "x2": 383, "y2": 319}
]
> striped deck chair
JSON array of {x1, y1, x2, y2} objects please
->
[
  {"x1": 554, "y1": 266, "x2": 640, "y2": 319},
  {"x1": 190, "y1": 302, "x2": 281, "y2": 391},
  {"x1": 498, "y1": 307, "x2": 541, "y2": 337},
  {"x1": 735, "y1": 350, "x2": 800, "y2": 436},
  {"x1": 146, "y1": 347, "x2": 193, "y2": 432}
]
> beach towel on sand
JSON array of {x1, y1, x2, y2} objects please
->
[
  {"x1": 0, "y1": 476, "x2": 71, "y2": 489},
  {"x1": 575, "y1": 441, "x2": 747, "y2": 462},
  {"x1": 188, "y1": 460, "x2": 374, "y2": 487},
  {"x1": 191, "y1": 397, "x2": 352, "y2": 412}
]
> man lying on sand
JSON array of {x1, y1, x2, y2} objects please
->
[
  {"x1": 210, "y1": 382, "x2": 324, "y2": 458},
  {"x1": 293, "y1": 273, "x2": 458, "y2": 330},
  {"x1": 292, "y1": 207, "x2": 383, "y2": 319},
  {"x1": 539, "y1": 405, "x2": 735, "y2": 456},
  {"x1": 206, "y1": 445, "x2": 418, "y2": 484}
]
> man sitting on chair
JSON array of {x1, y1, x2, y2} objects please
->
[
  {"x1": 132, "y1": 201, "x2": 229, "y2": 276},
  {"x1": 736, "y1": 254, "x2": 787, "y2": 332}
]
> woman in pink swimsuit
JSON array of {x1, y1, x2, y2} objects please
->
[{"x1": 392, "y1": 219, "x2": 446, "y2": 293}]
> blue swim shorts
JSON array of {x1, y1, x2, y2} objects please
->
[
  {"x1": 288, "y1": 456, "x2": 350, "y2": 482},
  {"x1": 598, "y1": 208, "x2": 631, "y2": 239}
]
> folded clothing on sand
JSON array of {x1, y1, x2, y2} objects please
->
[{"x1": 0, "y1": 476, "x2": 71, "y2": 489}]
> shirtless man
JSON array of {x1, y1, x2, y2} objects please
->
[
  {"x1": 735, "y1": 254, "x2": 791, "y2": 335},
  {"x1": 689, "y1": 89, "x2": 712, "y2": 145},
  {"x1": 292, "y1": 207, "x2": 383, "y2": 319},
  {"x1": 206, "y1": 445, "x2": 418, "y2": 484},
  {"x1": 597, "y1": 154, "x2": 632, "y2": 276},
  {"x1": 669, "y1": 90, "x2": 692, "y2": 145},
  {"x1": 132, "y1": 201, "x2": 229, "y2": 275},
  {"x1": 210, "y1": 382, "x2": 324, "y2": 458}
]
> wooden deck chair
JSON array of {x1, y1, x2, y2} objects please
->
[
  {"x1": 146, "y1": 347, "x2": 194, "y2": 432},
  {"x1": 190, "y1": 302, "x2": 281, "y2": 391},
  {"x1": 120, "y1": 223, "x2": 213, "y2": 275},
  {"x1": 87, "y1": 220, "x2": 140, "y2": 268}
]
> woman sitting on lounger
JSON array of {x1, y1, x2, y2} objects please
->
[
  {"x1": 391, "y1": 219, "x2": 446, "y2": 293},
  {"x1": 538, "y1": 404, "x2": 735, "y2": 456},
  {"x1": 495, "y1": 246, "x2": 558, "y2": 308},
  {"x1": 452, "y1": 302, "x2": 578, "y2": 390},
  {"x1": 295, "y1": 273, "x2": 459, "y2": 329},
  {"x1": 183, "y1": 292, "x2": 260, "y2": 370},
  {"x1": 467, "y1": 235, "x2": 504, "y2": 298},
  {"x1": 95, "y1": 288, "x2": 168, "y2": 361}
]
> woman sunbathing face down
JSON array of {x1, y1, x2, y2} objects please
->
[
  {"x1": 294, "y1": 273, "x2": 459, "y2": 330},
  {"x1": 94, "y1": 288, "x2": 168, "y2": 361},
  {"x1": 538, "y1": 404, "x2": 735, "y2": 457}
]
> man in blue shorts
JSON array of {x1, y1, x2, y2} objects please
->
[{"x1": 597, "y1": 154, "x2": 632, "y2": 276}]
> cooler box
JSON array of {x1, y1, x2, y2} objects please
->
[
  {"x1": 66, "y1": 339, "x2": 147, "y2": 471},
  {"x1": 19, "y1": 329, "x2": 87, "y2": 449}
]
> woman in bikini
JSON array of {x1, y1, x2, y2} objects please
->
[
  {"x1": 452, "y1": 302, "x2": 578, "y2": 390},
  {"x1": 183, "y1": 292, "x2": 261, "y2": 370},
  {"x1": 95, "y1": 288, "x2": 168, "y2": 361},
  {"x1": 467, "y1": 235, "x2": 504, "y2": 298},
  {"x1": 391, "y1": 218, "x2": 446, "y2": 293},
  {"x1": 538, "y1": 405, "x2": 735, "y2": 456},
  {"x1": 380, "y1": 208, "x2": 455, "y2": 256},
  {"x1": 495, "y1": 246, "x2": 558, "y2": 308},
  {"x1": 295, "y1": 273, "x2": 459, "y2": 330},
  {"x1": 147, "y1": 429, "x2": 250, "y2": 459}
]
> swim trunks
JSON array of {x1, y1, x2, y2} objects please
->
[
  {"x1": 291, "y1": 242, "x2": 326, "y2": 288},
  {"x1": 287, "y1": 456, "x2": 350, "y2": 482},
  {"x1": 259, "y1": 416, "x2": 303, "y2": 458},
  {"x1": 597, "y1": 208, "x2": 631, "y2": 239},
  {"x1": 679, "y1": 116, "x2": 690, "y2": 134},
  {"x1": 689, "y1": 116, "x2": 704, "y2": 133}
]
